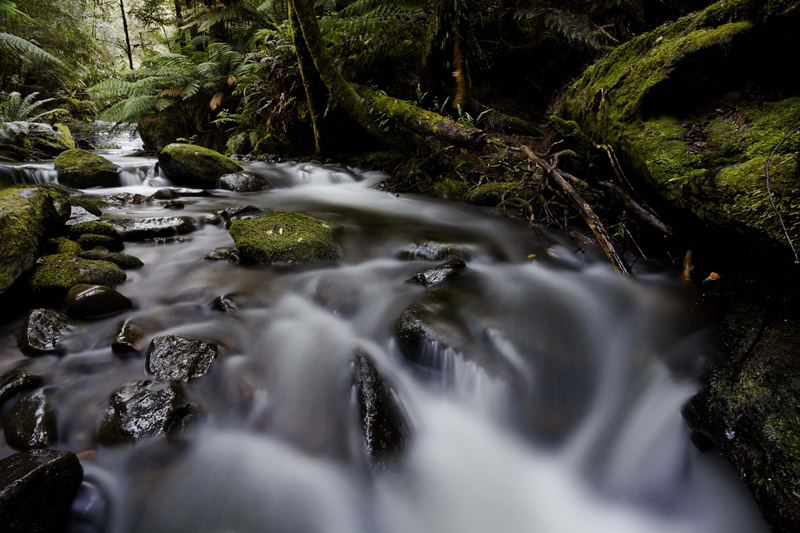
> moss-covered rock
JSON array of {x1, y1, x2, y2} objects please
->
[
  {"x1": 229, "y1": 212, "x2": 340, "y2": 264},
  {"x1": 44, "y1": 237, "x2": 82, "y2": 257},
  {"x1": 80, "y1": 249, "x2": 143, "y2": 269},
  {"x1": 252, "y1": 133, "x2": 291, "y2": 155},
  {"x1": 0, "y1": 187, "x2": 62, "y2": 294},
  {"x1": 29, "y1": 254, "x2": 126, "y2": 293},
  {"x1": 563, "y1": 0, "x2": 800, "y2": 256},
  {"x1": 77, "y1": 234, "x2": 119, "y2": 251},
  {"x1": 158, "y1": 144, "x2": 242, "y2": 187},
  {"x1": 69, "y1": 197, "x2": 105, "y2": 216},
  {"x1": 54, "y1": 149, "x2": 118, "y2": 188},
  {"x1": 431, "y1": 178, "x2": 469, "y2": 200},
  {"x1": 68, "y1": 221, "x2": 122, "y2": 241}
]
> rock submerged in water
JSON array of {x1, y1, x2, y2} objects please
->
[
  {"x1": 229, "y1": 212, "x2": 340, "y2": 264},
  {"x1": 108, "y1": 217, "x2": 195, "y2": 240},
  {"x1": 17, "y1": 308, "x2": 69, "y2": 354},
  {"x1": 158, "y1": 143, "x2": 242, "y2": 187},
  {"x1": 112, "y1": 319, "x2": 145, "y2": 354},
  {"x1": 54, "y1": 149, "x2": 118, "y2": 188},
  {"x1": 3, "y1": 389, "x2": 58, "y2": 449},
  {"x1": 0, "y1": 449, "x2": 83, "y2": 533},
  {"x1": 62, "y1": 284, "x2": 133, "y2": 318},
  {"x1": 146, "y1": 335, "x2": 218, "y2": 382},
  {"x1": 406, "y1": 259, "x2": 467, "y2": 287},
  {"x1": 220, "y1": 204, "x2": 261, "y2": 220},
  {"x1": 211, "y1": 295, "x2": 238, "y2": 314},
  {"x1": 352, "y1": 351, "x2": 409, "y2": 468},
  {"x1": 0, "y1": 369, "x2": 42, "y2": 407},
  {"x1": 204, "y1": 247, "x2": 240, "y2": 262},
  {"x1": 98, "y1": 380, "x2": 197, "y2": 446},
  {"x1": 218, "y1": 172, "x2": 271, "y2": 192},
  {"x1": 30, "y1": 255, "x2": 127, "y2": 293}
]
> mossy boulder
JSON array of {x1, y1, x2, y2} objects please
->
[
  {"x1": 80, "y1": 248, "x2": 143, "y2": 269},
  {"x1": 44, "y1": 237, "x2": 82, "y2": 257},
  {"x1": 563, "y1": 0, "x2": 800, "y2": 256},
  {"x1": 0, "y1": 187, "x2": 63, "y2": 294},
  {"x1": 158, "y1": 144, "x2": 242, "y2": 187},
  {"x1": 229, "y1": 212, "x2": 340, "y2": 264},
  {"x1": 69, "y1": 221, "x2": 123, "y2": 250},
  {"x1": 54, "y1": 149, "x2": 118, "y2": 188},
  {"x1": 29, "y1": 254, "x2": 126, "y2": 293}
]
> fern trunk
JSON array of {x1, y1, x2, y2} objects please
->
[{"x1": 289, "y1": 0, "x2": 403, "y2": 151}]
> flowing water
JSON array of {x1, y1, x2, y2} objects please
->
[{"x1": 0, "y1": 148, "x2": 768, "y2": 533}]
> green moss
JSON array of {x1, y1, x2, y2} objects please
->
[
  {"x1": 80, "y1": 249, "x2": 144, "y2": 269},
  {"x1": 253, "y1": 133, "x2": 291, "y2": 155},
  {"x1": 158, "y1": 143, "x2": 242, "y2": 185},
  {"x1": 229, "y1": 211, "x2": 340, "y2": 264},
  {"x1": 78, "y1": 234, "x2": 118, "y2": 251},
  {"x1": 465, "y1": 182, "x2": 526, "y2": 206},
  {"x1": 70, "y1": 197, "x2": 106, "y2": 216},
  {"x1": 68, "y1": 221, "x2": 123, "y2": 240},
  {"x1": 432, "y1": 179, "x2": 469, "y2": 199},
  {"x1": 54, "y1": 149, "x2": 118, "y2": 188},
  {"x1": 46, "y1": 237, "x2": 82, "y2": 257},
  {"x1": 53, "y1": 124, "x2": 76, "y2": 150},
  {"x1": 29, "y1": 254, "x2": 126, "y2": 292},
  {"x1": 549, "y1": 116, "x2": 589, "y2": 153}
]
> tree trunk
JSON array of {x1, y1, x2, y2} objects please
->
[
  {"x1": 288, "y1": 1, "x2": 328, "y2": 154},
  {"x1": 289, "y1": 0, "x2": 402, "y2": 150},
  {"x1": 119, "y1": 0, "x2": 133, "y2": 69}
]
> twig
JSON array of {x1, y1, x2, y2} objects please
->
[
  {"x1": 765, "y1": 125, "x2": 800, "y2": 263},
  {"x1": 597, "y1": 181, "x2": 675, "y2": 236},
  {"x1": 522, "y1": 145, "x2": 632, "y2": 275}
]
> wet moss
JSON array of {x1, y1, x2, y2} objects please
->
[
  {"x1": 54, "y1": 149, "x2": 118, "y2": 188},
  {"x1": 68, "y1": 221, "x2": 123, "y2": 241},
  {"x1": 229, "y1": 211, "x2": 340, "y2": 264},
  {"x1": 158, "y1": 143, "x2": 242, "y2": 186},
  {"x1": 465, "y1": 182, "x2": 527, "y2": 206},
  {"x1": 46, "y1": 237, "x2": 82, "y2": 257},
  {"x1": 29, "y1": 254, "x2": 126, "y2": 292},
  {"x1": 432, "y1": 179, "x2": 469, "y2": 199}
]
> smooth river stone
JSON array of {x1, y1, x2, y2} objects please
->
[
  {"x1": 146, "y1": 335, "x2": 218, "y2": 382},
  {"x1": 62, "y1": 284, "x2": 133, "y2": 319}
]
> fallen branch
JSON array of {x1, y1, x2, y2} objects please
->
[
  {"x1": 521, "y1": 145, "x2": 632, "y2": 275},
  {"x1": 597, "y1": 181, "x2": 675, "y2": 236},
  {"x1": 765, "y1": 125, "x2": 800, "y2": 263}
]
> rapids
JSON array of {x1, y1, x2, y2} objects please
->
[{"x1": 0, "y1": 149, "x2": 768, "y2": 533}]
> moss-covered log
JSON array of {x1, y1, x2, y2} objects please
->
[{"x1": 354, "y1": 85, "x2": 487, "y2": 151}]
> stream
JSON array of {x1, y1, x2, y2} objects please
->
[{"x1": 0, "y1": 148, "x2": 769, "y2": 533}]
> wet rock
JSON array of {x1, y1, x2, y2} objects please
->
[
  {"x1": 98, "y1": 380, "x2": 198, "y2": 445},
  {"x1": 399, "y1": 241, "x2": 470, "y2": 261},
  {"x1": 211, "y1": 295, "x2": 237, "y2": 314},
  {"x1": 406, "y1": 259, "x2": 467, "y2": 287},
  {"x1": 78, "y1": 234, "x2": 119, "y2": 251},
  {"x1": 146, "y1": 335, "x2": 218, "y2": 382},
  {"x1": 54, "y1": 149, "x2": 118, "y2": 188},
  {"x1": 218, "y1": 172, "x2": 271, "y2": 192},
  {"x1": 65, "y1": 206, "x2": 100, "y2": 226},
  {"x1": 44, "y1": 237, "x2": 82, "y2": 257},
  {"x1": 395, "y1": 303, "x2": 472, "y2": 365},
  {"x1": 161, "y1": 200, "x2": 185, "y2": 210},
  {"x1": 204, "y1": 214, "x2": 222, "y2": 226},
  {"x1": 30, "y1": 255, "x2": 126, "y2": 293},
  {"x1": 149, "y1": 188, "x2": 181, "y2": 200},
  {"x1": 3, "y1": 389, "x2": 58, "y2": 449},
  {"x1": 0, "y1": 187, "x2": 62, "y2": 294},
  {"x1": 17, "y1": 308, "x2": 69, "y2": 354},
  {"x1": 112, "y1": 319, "x2": 144, "y2": 354},
  {"x1": 352, "y1": 351, "x2": 409, "y2": 467},
  {"x1": 67, "y1": 481, "x2": 109, "y2": 533},
  {"x1": 68, "y1": 221, "x2": 124, "y2": 249},
  {"x1": 98, "y1": 192, "x2": 151, "y2": 207},
  {"x1": 204, "y1": 247, "x2": 240, "y2": 262},
  {"x1": 170, "y1": 188, "x2": 210, "y2": 197},
  {"x1": 158, "y1": 143, "x2": 242, "y2": 186},
  {"x1": 0, "y1": 369, "x2": 42, "y2": 407},
  {"x1": 229, "y1": 212, "x2": 340, "y2": 264},
  {"x1": 0, "y1": 449, "x2": 83, "y2": 533},
  {"x1": 81, "y1": 248, "x2": 144, "y2": 269},
  {"x1": 108, "y1": 217, "x2": 195, "y2": 240},
  {"x1": 70, "y1": 196, "x2": 105, "y2": 216},
  {"x1": 153, "y1": 236, "x2": 188, "y2": 245},
  {"x1": 220, "y1": 204, "x2": 261, "y2": 220},
  {"x1": 62, "y1": 284, "x2": 134, "y2": 319}
]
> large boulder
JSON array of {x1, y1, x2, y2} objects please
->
[
  {"x1": 98, "y1": 380, "x2": 197, "y2": 446},
  {"x1": 54, "y1": 149, "x2": 118, "y2": 188},
  {"x1": 158, "y1": 143, "x2": 242, "y2": 187},
  {"x1": 563, "y1": 0, "x2": 800, "y2": 258},
  {"x1": 229, "y1": 212, "x2": 340, "y2": 264},
  {"x1": 29, "y1": 255, "x2": 126, "y2": 293},
  {"x1": 146, "y1": 335, "x2": 218, "y2": 382},
  {"x1": 34, "y1": 123, "x2": 76, "y2": 155},
  {"x1": 0, "y1": 187, "x2": 62, "y2": 294},
  {"x1": 0, "y1": 449, "x2": 83, "y2": 533},
  {"x1": 107, "y1": 217, "x2": 195, "y2": 240}
]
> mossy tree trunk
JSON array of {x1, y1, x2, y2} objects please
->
[
  {"x1": 288, "y1": 0, "x2": 329, "y2": 154},
  {"x1": 289, "y1": 0, "x2": 403, "y2": 150}
]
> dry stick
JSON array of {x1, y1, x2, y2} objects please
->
[
  {"x1": 597, "y1": 181, "x2": 675, "y2": 236},
  {"x1": 765, "y1": 125, "x2": 800, "y2": 263},
  {"x1": 521, "y1": 145, "x2": 632, "y2": 275}
]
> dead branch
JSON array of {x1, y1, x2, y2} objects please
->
[{"x1": 597, "y1": 181, "x2": 675, "y2": 236}]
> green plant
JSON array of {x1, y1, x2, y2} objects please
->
[{"x1": 0, "y1": 91, "x2": 63, "y2": 122}]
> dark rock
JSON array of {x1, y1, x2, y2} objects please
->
[
  {"x1": 220, "y1": 204, "x2": 261, "y2": 220},
  {"x1": 30, "y1": 255, "x2": 126, "y2": 293},
  {"x1": 98, "y1": 380, "x2": 197, "y2": 445},
  {"x1": 171, "y1": 188, "x2": 211, "y2": 197},
  {"x1": 0, "y1": 449, "x2": 83, "y2": 533},
  {"x1": 229, "y1": 212, "x2": 340, "y2": 264},
  {"x1": 62, "y1": 284, "x2": 134, "y2": 319},
  {"x1": 112, "y1": 319, "x2": 144, "y2": 354},
  {"x1": 204, "y1": 247, "x2": 239, "y2": 262},
  {"x1": 44, "y1": 237, "x2": 82, "y2": 257},
  {"x1": 395, "y1": 303, "x2": 472, "y2": 365},
  {"x1": 65, "y1": 206, "x2": 100, "y2": 225},
  {"x1": 98, "y1": 192, "x2": 151, "y2": 207},
  {"x1": 161, "y1": 200, "x2": 185, "y2": 210},
  {"x1": 0, "y1": 369, "x2": 42, "y2": 408},
  {"x1": 211, "y1": 295, "x2": 237, "y2": 314},
  {"x1": 108, "y1": 217, "x2": 195, "y2": 240},
  {"x1": 3, "y1": 389, "x2": 58, "y2": 449},
  {"x1": 352, "y1": 351, "x2": 409, "y2": 468},
  {"x1": 149, "y1": 188, "x2": 181, "y2": 200},
  {"x1": 54, "y1": 149, "x2": 118, "y2": 188},
  {"x1": 81, "y1": 248, "x2": 144, "y2": 269},
  {"x1": 67, "y1": 481, "x2": 109, "y2": 533},
  {"x1": 17, "y1": 308, "x2": 69, "y2": 354},
  {"x1": 406, "y1": 259, "x2": 467, "y2": 287},
  {"x1": 69, "y1": 196, "x2": 104, "y2": 216},
  {"x1": 0, "y1": 187, "x2": 62, "y2": 294},
  {"x1": 146, "y1": 335, "x2": 218, "y2": 382},
  {"x1": 204, "y1": 214, "x2": 222, "y2": 226},
  {"x1": 218, "y1": 172, "x2": 271, "y2": 192},
  {"x1": 158, "y1": 143, "x2": 242, "y2": 186},
  {"x1": 399, "y1": 241, "x2": 470, "y2": 261},
  {"x1": 68, "y1": 221, "x2": 123, "y2": 249},
  {"x1": 78, "y1": 234, "x2": 119, "y2": 251}
]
